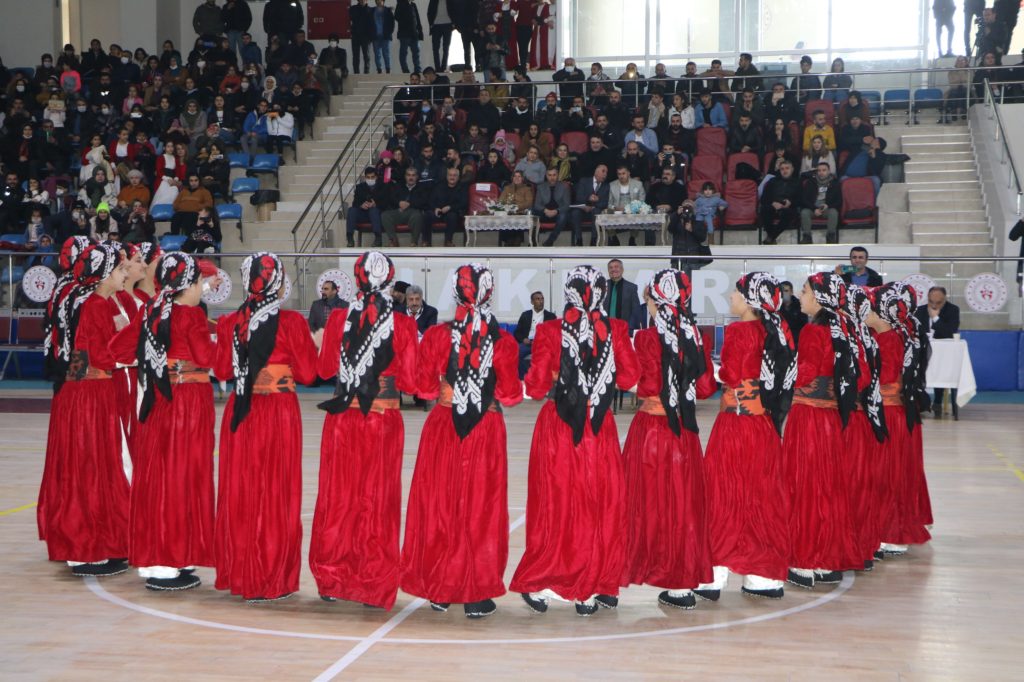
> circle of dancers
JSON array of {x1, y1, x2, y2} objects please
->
[{"x1": 36, "y1": 236, "x2": 933, "y2": 618}]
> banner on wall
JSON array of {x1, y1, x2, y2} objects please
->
[{"x1": 308, "y1": 0, "x2": 351, "y2": 39}]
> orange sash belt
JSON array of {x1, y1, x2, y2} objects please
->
[
  {"x1": 364, "y1": 376, "x2": 400, "y2": 412},
  {"x1": 438, "y1": 379, "x2": 501, "y2": 412},
  {"x1": 167, "y1": 358, "x2": 211, "y2": 384},
  {"x1": 880, "y1": 381, "x2": 903, "y2": 407},
  {"x1": 792, "y1": 376, "x2": 837, "y2": 409},
  {"x1": 253, "y1": 363, "x2": 295, "y2": 394},
  {"x1": 639, "y1": 398, "x2": 667, "y2": 416},
  {"x1": 720, "y1": 379, "x2": 766, "y2": 416},
  {"x1": 66, "y1": 350, "x2": 112, "y2": 381}
]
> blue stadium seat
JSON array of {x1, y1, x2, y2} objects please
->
[
  {"x1": 150, "y1": 204, "x2": 175, "y2": 223},
  {"x1": 248, "y1": 154, "x2": 280, "y2": 177},
  {"x1": 159, "y1": 234, "x2": 187, "y2": 251},
  {"x1": 913, "y1": 87, "x2": 944, "y2": 123},
  {"x1": 859, "y1": 90, "x2": 882, "y2": 120},
  {"x1": 230, "y1": 177, "x2": 261, "y2": 198},
  {"x1": 882, "y1": 89, "x2": 911, "y2": 125},
  {"x1": 1, "y1": 265, "x2": 25, "y2": 285},
  {"x1": 217, "y1": 203, "x2": 244, "y2": 242},
  {"x1": 228, "y1": 153, "x2": 250, "y2": 169},
  {"x1": 10, "y1": 67, "x2": 35, "y2": 80},
  {"x1": 0, "y1": 233, "x2": 27, "y2": 245}
]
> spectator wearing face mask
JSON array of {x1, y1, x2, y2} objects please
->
[
  {"x1": 265, "y1": 103, "x2": 295, "y2": 160},
  {"x1": 317, "y1": 33, "x2": 349, "y2": 96}
]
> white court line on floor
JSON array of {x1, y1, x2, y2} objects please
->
[{"x1": 311, "y1": 513, "x2": 528, "y2": 681}]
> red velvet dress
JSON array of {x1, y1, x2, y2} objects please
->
[
  {"x1": 308, "y1": 309, "x2": 418, "y2": 609},
  {"x1": 37, "y1": 294, "x2": 130, "y2": 562},
  {"x1": 844, "y1": 349, "x2": 881, "y2": 563},
  {"x1": 782, "y1": 322, "x2": 861, "y2": 572},
  {"x1": 875, "y1": 329, "x2": 932, "y2": 545},
  {"x1": 621, "y1": 328, "x2": 716, "y2": 590},
  {"x1": 703, "y1": 320, "x2": 791, "y2": 581},
  {"x1": 213, "y1": 310, "x2": 318, "y2": 600},
  {"x1": 509, "y1": 318, "x2": 640, "y2": 602},
  {"x1": 110, "y1": 305, "x2": 216, "y2": 569},
  {"x1": 112, "y1": 290, "x2": 142, "y2": 465},
  {"x1": 401, "y1": 326, "x2": 523, "y2": 604}
]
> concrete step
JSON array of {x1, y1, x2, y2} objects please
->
[
  {"x1": 903, "y1": 180, "x2": 980, "y2": 191},
  {"x1": 912, "y1": 231, "x2": 992, "y2": 245},
  {"x1": 911, "y1": 222, "x2": 989, "y2": 235},
  {"x1": 919, "y1": 243, "x2": 993, "y2": 257},
  {"x1": 901, "y1": 142, "x2": 972, "y2": 154},
  {"x1": 904, "y1": 170, "x2": 979, "y2": 183}
]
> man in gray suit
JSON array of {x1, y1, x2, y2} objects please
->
[
  {"x1": 603, "y1": 258, "x2": 638, "y2": 322},
  {"x1": 534, "y1": 167, "x2": 571, "y2": 246},
  {"x1": 567, "y1": 163, "x2": 610, "y2": 247}
]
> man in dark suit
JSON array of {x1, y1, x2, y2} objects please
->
[
  {"x1": 308, "y1": 278, "x2": 348, "y2": 333},
  {"x1": 405, "y1": 284, "x2": 438, "y2": 336},
  {"x1": 567, "y1": 163, "x2": 610, "y2": 247},
  {"x1": 603, "y1": 258, "x2": 638, "y2": 323},
  {"x1": 628, "y1": 284, "x2": 654, "y2": 333},
  {"x1": 513, "y1": 290, "x2": 556, "y2": 378},
  {"x1": 779, "y1": 280, "x2": 806, "y2": 343},
  {"x1": 836, "y1": 246, "x2": 884, "y2": 287},
  {"x1": 535, "y1": 167, "x2": 572, "y2": 247},
  {"x1": 915, "y1": 285, "x2": 961, "y2": 417}
]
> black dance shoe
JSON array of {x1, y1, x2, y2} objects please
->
[
  {"x1": 861, "y1": 560, "x2": 874, "y2": 572},
  {"x1": 429, "y1": 602, "x2": 450, "y2": 612},
  {"x1": 320, "y1": 595, "x2": 338, "y2": 602},
  {"x1": 246, "y1": 592, "x2": 295, "y2": 604},
  {"x1": 873, "y1": 550, "x2": 885, "y2": 561},
  {"x1": 741, "y1": 586, "x2": 784, "y2": 599},
  {"x1": 814, "y1": 571, "x2": 843, "y2": 584},
  {"x1": 179, "y1": 568, "x2": 196, "y2": 576},
  {"x1": 786, "y1": 569, "x2": 814, "y2": 589},
  {"x1": 693, "y1": 588, "x2": 721, "y2": 602},
  {"x1": 574, "y1": 601, "x2": 598, "y2": 617},
  {"x1": 658, "y1": 590, "x2": 697, "y2": 610},
  {"x1": 71, "y1": 560, "x2": 129, "y2": 577},
  {"x1": 464, "y1": 599, "x2": 497, "y2": 618},
  {"x1": 145, "y1": 574, "x2": 201, "y2": 591},
  {"x1": 520, "y1": 592, "x2": 548, "y2": 614},
  {"x1": 594, "y1": 594, "x2": 618, "y2": 609}
]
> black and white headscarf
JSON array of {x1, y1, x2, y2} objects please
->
[
  {"x1": 230, "y1": 252, "x2": 284, "y2": 431},
  {"x1": 737, "y1": 272, "x2": 798, "y2": 435},
  {"x1": 44, "y1": 235, "x2": 94, "y2": 380},
  {"x1": 137, "y1": 253, "x2": 200, "y2": 422},
  {"x1": 807, "y1": 272, "x2": 858, "y2": 427},
  {"x1": 649, "y1": 269, "x2": 705, "y2": 436},
  {"x1": 845, "y1": 284, "x2": 887, "y2": 442},
  {"x1": 875, "y1": 281, "x2": 931, "y2": 429},
  {"x1": 557, "y1": 265, "x2": 615, "y2": 445},
  {"x1": 319, "y1": 251, "x2": 396, "y2": 415},
  {"x1": 447, "y1": 263, "x2": 501, "y2": 439}
]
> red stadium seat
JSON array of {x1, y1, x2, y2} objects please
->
[
  {"x1": 560, "y1": 131, "x2": 588, "y2": 155},
  {"x1": 721, "y1": 179, "x2": 759, "y2": 244},
  {"x1": 468, "y1": 182, "x2": 500, "y2": 214},
  {"x1": 804, "y1": 99, "x2": 836, "y2": 126},
  {"x1": 787, "y1": 121, "x2": 802, "y2": 158},
  {"x1": 840, "y1": 177, "x2": 879, "y2": 241},
  {"x1": 503, "y1": 131, "x2": 522, "y2": 156},
  {"x1": 720, "y1": 100, "x2": 732, "y2": 127},
  {"x1": 727, "y1": 152, "x2": 760, "y2": 182},
  {"x1": 696, "y1": 127, "x2": 727, "y2": 161},
  {"x1": 690, "y1": 154, "x2": 724, "y2": 186},
  {"x1": 762, "y1": 151, "x2": 776, "y2": 174}
]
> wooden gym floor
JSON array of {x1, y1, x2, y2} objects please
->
[{"x1": 0, "y1": 388, "x2": 1022, "y2": 681}]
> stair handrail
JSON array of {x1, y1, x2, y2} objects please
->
[{"x1": 982, "y1": 78, "x2": 1023, "y2": 217}]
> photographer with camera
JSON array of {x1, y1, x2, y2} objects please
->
[
  {"x1": 834, "y1": 246, "x2": 883, "y2": 286},
  {"x1": 181, "y1": 207, "x2": 222, "y2": 254}
]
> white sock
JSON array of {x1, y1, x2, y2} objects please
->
[
  {"x1": 138, "y1": 566, "x2": 181, "y2": 579},
  {"x1": 667, "y1": 589, "x2": 694, "y2": 598},
  {"x1": 743, "y1": 574, "x2": 784, "y2": 591}
]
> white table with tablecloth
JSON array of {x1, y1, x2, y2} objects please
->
[{"x1": 925, "y1": 338, "x2": 977, "y2": 407}]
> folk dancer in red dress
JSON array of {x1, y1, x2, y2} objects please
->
[
  {"x1": 621, "y1": 269, "x2": 717, "y2": 609},
  {"x1": 401, "y1": 264, "x2": 523, "y2": 618},
  {"x1": 698, "y1": 272, "x2": 797, "y2": 600},
  {"x1": 510, "y1": 265, "x2": 640, "y2": 616},
  {"x1": 38, "y1": 243, "x2": 131, "y2": 576},
  {"x1": 841, "y1": 284, "x2": 888, "y2": 570},
  {"x1": 784, "y1": 272, "x2": 863, "y2": 589},
  {"x1": 213, "y1": 252, "x2": 319, "y2": 602},
  {"x1": 870, "y1": 282, "x2": 933, "y2": 555},
  {"x1": 109, "y1": 253, "x2": 218, "y2": 591},
  {"x1": 310, "y1": 252, "x2": 418, "y2": 610}
]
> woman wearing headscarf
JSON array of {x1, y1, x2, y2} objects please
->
[
  {"x1": 510, "y1": 265, "x2": 640, "y2": 617},
  {"x1": 213, "y1": 252, "x2": 319, "y2": 602},
  {"x1": 309, "y1": 251, "x2": 418, "y2": 610},
  {"x1": 621, "y1": 270, "x2": 717, "y2": 609},
  {"x1": 37, "y1": 243, "x2": 131, "y2": 577},
  {"x1": 869, "y1": 282, "x2": 932, "y2": 555},
  {"x1": 842, "y1": 284, "x2": 888, "y2": 569},
  {"x1": 784, "y1": 272, "x2": 863, "y2": 589},
  {"x1": 401, "y1": 264, "x2": 523, "y2": 619},
  {"x1": 698, "y1": 272, "x2": 797, "y2": 601},
  {"x1": 109, "y1": 252, "x2": 218, "y2": 591}
]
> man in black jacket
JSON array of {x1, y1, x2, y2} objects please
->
[
  {"x1": 779, "y1": 280, "x2": 806, "y2": 342},
  {"x1": 426, "y1": 0, "x2": 455, "y2": 71},
  {"x1": 396, "y1": 0, "x2": 425, "y2": 74},
  {"x1": 349, "y1": 0, "x2": 374, "y2": 74},
  {"x1": 567, "y1": 163, "x2": 610, "y2": 247},
  {"x1": 263, "y1": 0, "x2": 305, "y2": 47},
  {"x1": 575, "y1": 135, "x2": 615, "y2": 180},
  {"x1": 346, "y1": 166, "x2": 392, "y2": 247},
  {"x1": 915, "y1": 286, "x2": 961, "y2": 416},
  {"x1": 601, "y1": 89, "x2": 634, "y2": 134},
  {"x1": 552, "y1": 58, "x2": 586, "y2": 108},
  {"x1": 761, "y1": 159, "x2": 801, "y2": 244},
  {"x1": 467, "y1": 89, "x2": 501, "y2": 138},
  {"x1": 763, "y1": 82, "x2": 801, "y2": 126},
  {"x1": 429, "y1": 167, "x2": 468, "y2": 246},
  {"x1": 222, "y1": 0, "x2": 253, "y2": 56},
  {"x1": 799, "y1": 162, "x2": 842, "y2": 244},
  {"x1": 836, "y1": 246, "x2": 883, "y2": 286},
  {"x1": 317, "y1": 34, "x2": 349, "y2": 95},
  {"x1": 727, "y1": 112, "x2": 763, "y2": 154},
  {"x1": 421, "y1": 66, "x2": 450, "y2": 103},
  {"x1": 514, "y1": 291, "x2": 556, "y2": 377},
  {"x1": 406, "y1": 284, "x2": 438, "y2": 335},
  {"x1": 382, "y1": 167, "x2": 430, "y2": 246}
]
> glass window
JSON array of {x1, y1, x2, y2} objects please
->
[
  {"x1": 832, "y1": 0, "x2": 922, "y2": 50},
  {"x1": 759, "y1": 0, "x2": 829, "y2": 52},
  {"x1": 575, "y1": 0, "x2": 646, "y2": 60}
]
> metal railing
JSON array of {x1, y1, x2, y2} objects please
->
[
  {"x1": 289, "y1": 64, "x2": 1024, "y2": 257},
  {"x1": 982, "y1": 78, "x2": 1023, "y2": 217}
]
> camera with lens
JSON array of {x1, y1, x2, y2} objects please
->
[{"x1": 680, "y1": 205, "x2": 694, "y2": 220}]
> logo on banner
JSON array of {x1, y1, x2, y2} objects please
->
[
  {"x1": 964, "y1": 273, "x2": 1008, "y2": 313},
  {"x1": 901, "y1": 273, "x2": 936, "y2": 306},
  {"x1": 201, "y1": 268, "x2": 233, "y2": 305},
  {"x1": 317, "y1": 269, "x2": 354, "y2": 302},
  {"x1": 21, "y1": 266, "x2": 57, "y2": 303}
]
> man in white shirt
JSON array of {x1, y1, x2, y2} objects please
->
[{"x1": 513, "y1": 290, "x2": 555, "y2": 377}]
